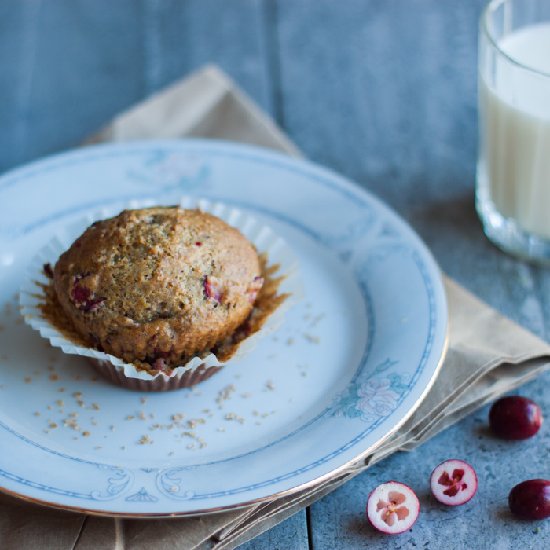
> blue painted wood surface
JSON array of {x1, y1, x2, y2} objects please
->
[{"x1": 1, "y1": 1, "x2": 549, "y2": 548}]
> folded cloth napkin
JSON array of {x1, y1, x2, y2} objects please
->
[{"x1": 2, "y1": 65, "x2": 550, "y2": 550}]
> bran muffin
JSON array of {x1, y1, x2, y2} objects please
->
[{"x1": 52, "y1": 207, "x2": 264, "y2": 371}]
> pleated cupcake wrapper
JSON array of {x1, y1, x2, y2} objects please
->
[
  {"x1": 20, "y1": 196, "x2": 302, "y2": 391},
  {"x1": 91, "y1": 358, "x2": 224, "y2": 392}
]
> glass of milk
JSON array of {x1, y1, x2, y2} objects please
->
[{"x1": 477, "y1": 0, "x2": 550, "y2": 262}]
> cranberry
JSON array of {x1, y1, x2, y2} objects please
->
[
  {"x1": 72, "y1": 284, "x2": 91, "y2": 303},
  {"x1": 489, "y1": 396, "x2": 543, "y2": 440},
  {"x1": 70, "y1": 273, "x2": 105, "y2": 312},
  {"x1": 509, "y1": 479, "x2": 550, "y2": 520},
  {"x1": 366, "y1": 481, "x2": 420, "y2": 535},
  {"x1": 430, "y1": 459, "x2": 478, "y2": 506},
  {"x1": 203, "y1": 275, "x2": 223, "y2": 302}
]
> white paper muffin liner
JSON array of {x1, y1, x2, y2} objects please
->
[{"x1": 20, "y1": 197, "x2": 302, "y2": 391}]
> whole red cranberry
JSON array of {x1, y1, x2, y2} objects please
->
[
  {"x1": 489, "y1": 396, "x2": 542, "y2": 440},
  {"x1": 509, "y1": 480, "x2": 550, "y2": 520}
]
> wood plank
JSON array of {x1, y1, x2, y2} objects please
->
[
  {"x1": 0, "y1": 0, "x2": 274, "y2": 172},
  {"x1": 139, "y1": 0, "x2": 273, "y2": 113},
  {"x1": 0, "y1": 0, "x2": 145, "y2": 170},
  {"x1": 274, "y1": 0, "x2": 485, "y2": 208},
  {"x1": 0, "y1": 0, "x2": 42, "y2": 171}
]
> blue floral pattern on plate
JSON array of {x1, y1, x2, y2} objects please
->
[
  {"x1": 332, "y1": 359, "x2": 409, "y2": 422},
  {"x1": 126, "y1": 150, "x2": 211, "y2": 191}
]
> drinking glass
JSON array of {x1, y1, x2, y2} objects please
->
[{"x1": 477, "y1": 0, "x2": 550, "y2": 262}]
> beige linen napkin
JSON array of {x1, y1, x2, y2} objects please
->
[{"x1": 2, "y1": 65, "x2": 550, "y2": 550}]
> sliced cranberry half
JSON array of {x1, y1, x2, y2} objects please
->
[
  {"x1": 366, "y1": 481, "x2": 420, "y2": 535},
  {"x1": 430, "y1": 459, "x2": 478, "y2": 506}
]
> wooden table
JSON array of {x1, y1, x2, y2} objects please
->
[{"x1": 1, "y1": 1, "x2": 549, "y2": 548}]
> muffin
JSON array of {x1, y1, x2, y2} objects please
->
[{"x1": 52, "y1": 206, "x2": 264, "y2": 371}]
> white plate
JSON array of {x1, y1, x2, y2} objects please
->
[{"x1": 0, "y1": 140, "x2": 447, "y2": 516}]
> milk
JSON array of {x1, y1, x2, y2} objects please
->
[{"x1": 479, "y1": 23, "x2": 550, "y2": 239}]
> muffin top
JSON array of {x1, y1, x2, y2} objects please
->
[{"x1": 52, "y1": 207, "x2": 263, "y2": 367}]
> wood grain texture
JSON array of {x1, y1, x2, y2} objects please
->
[
  {"x1": 0, "y1": 0, "x2": 145, "y2": 169},
  {"x1": 0, "y1": 0, "x2": 273, "y2": 172},
  {"x1": 138, "y1": 0, "x2": 273, "y2": 111},
  {"x1": 274, "y1": 0, "x2": 484, "y2": 208}
]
